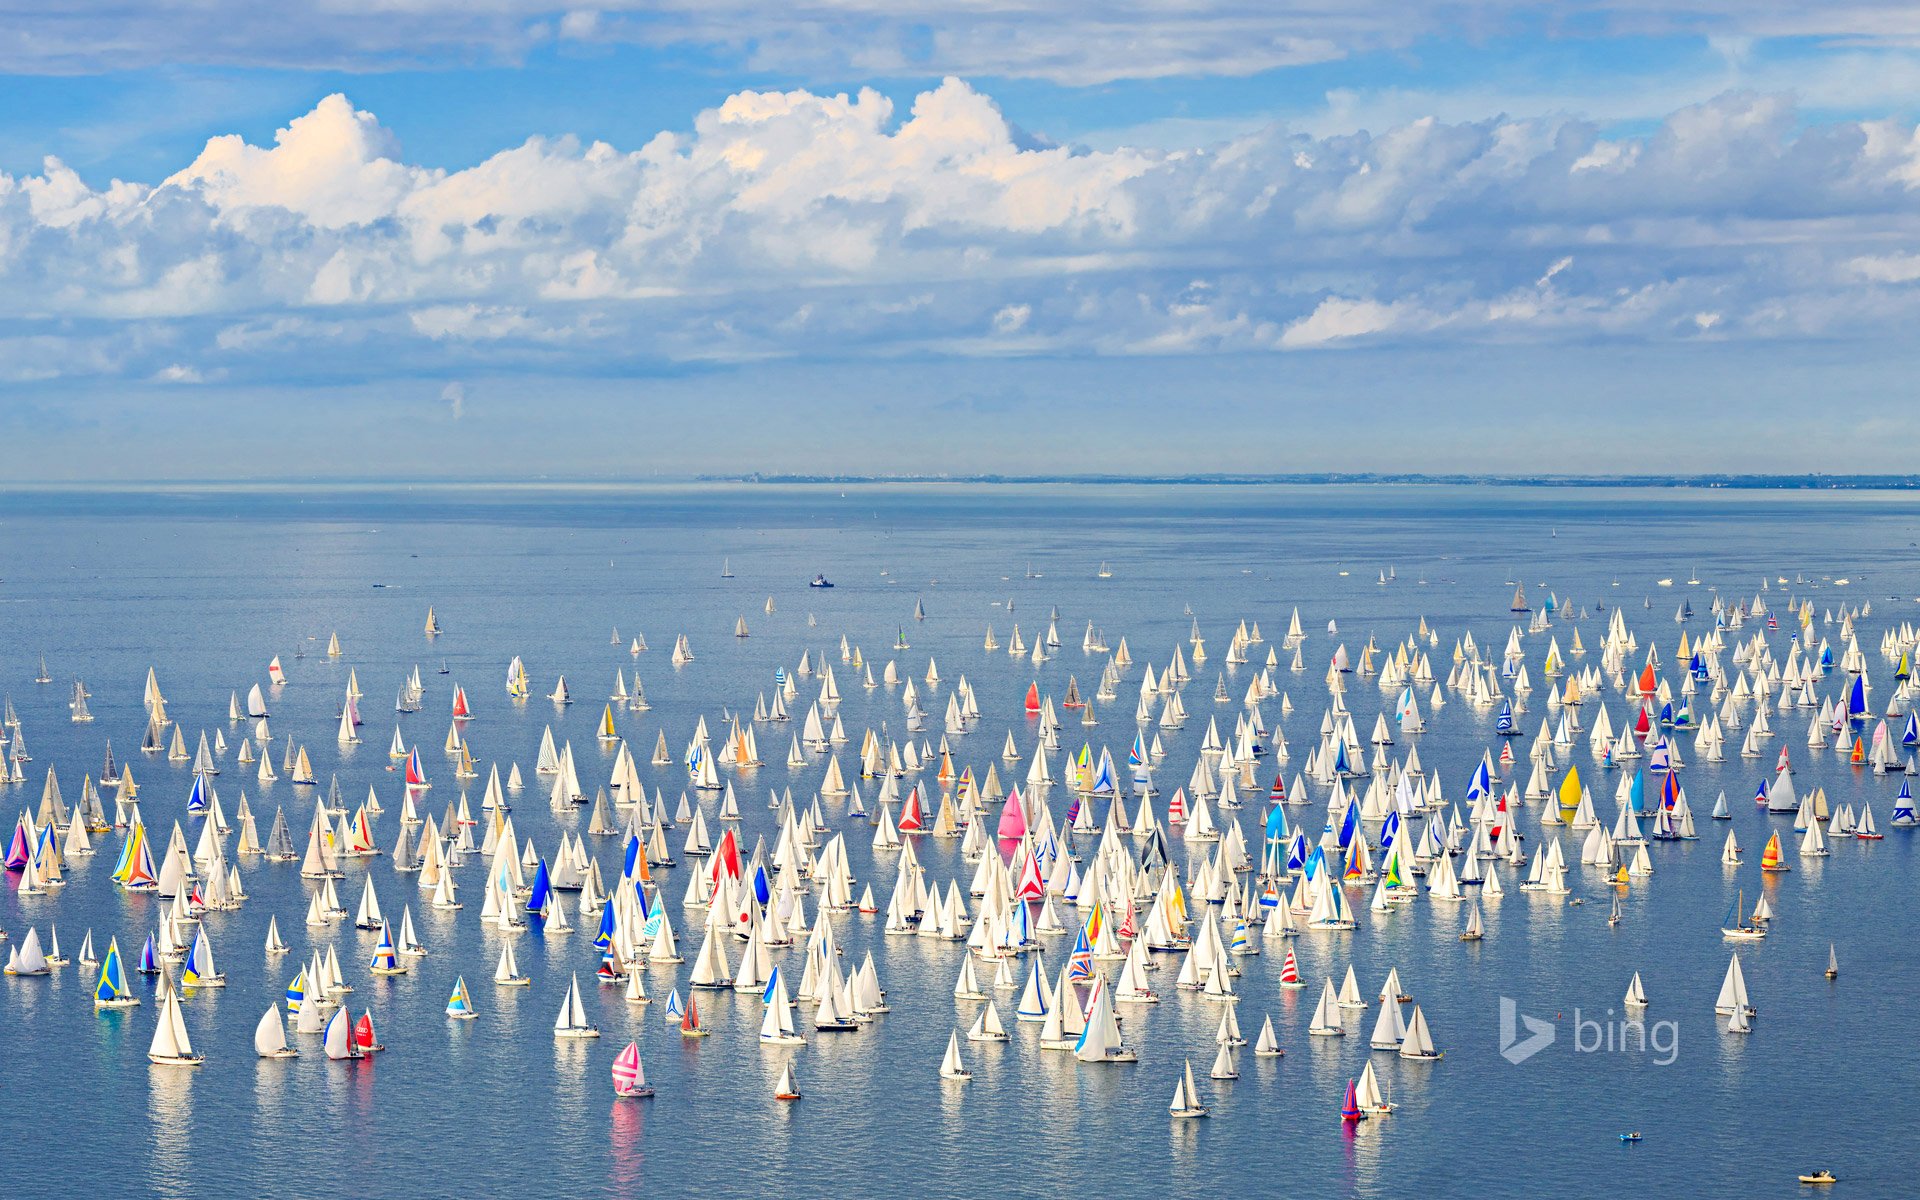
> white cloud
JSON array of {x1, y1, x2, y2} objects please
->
[
  {"x1": 1280, "y1": 297, "x2": 1407, "y2": 348},
  {"x1": 1850, "y1": 252, "x2": 1920, "y2": 282},
  {"x1": 442, "y1": 380, "x2": 466, "y2": 419},
  {"x1": 3, "y1": 82, "x2": 1920, "y2": 383}
]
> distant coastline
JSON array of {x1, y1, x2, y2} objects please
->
[
  {"x1": 2, "y1": 473, "x2": 1918, "y2": 492},
  {"x1": 701, "y1": 473, "x2": 1920, "y2": 490}
]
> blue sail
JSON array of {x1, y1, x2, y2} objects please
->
[
  {"x1": 526, "y1": 860, "x2": 553, "y2": 913},
  {"x1": 1379, "y1": 810, "x2": 1401, "y2": 850},
  {"x1": 1337, "y1": 803, "x2": 1359, "y2": 850},
  {"x1": 1286, "y1": 832, "x2": 1309, "y2": 872},
  {"x1": 1264, "y1": 804, "x2": 1287, "y2": 842}
]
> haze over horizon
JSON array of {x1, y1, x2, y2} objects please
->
[{"x1": 4, "y1": 3, "x2": 1920, "y2": 477}]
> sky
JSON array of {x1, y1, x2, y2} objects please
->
[{"x1": 3, "y1": 2, "x2": 1920, "y2": 479}]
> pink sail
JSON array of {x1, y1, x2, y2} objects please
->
[
  {"x1": 612, "y1": 1041, "x2": 651, "y2": 1096},
  {"x1": 996, "y1": 787, "x2": 1027, "y2": 842},
  {"x1": 612, "y1": 1043, "x2": 638, "y2": 1089}
]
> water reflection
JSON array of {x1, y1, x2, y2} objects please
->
[{"x1": 147, "y1": 1063, "x2": 194, "y2": 1200}]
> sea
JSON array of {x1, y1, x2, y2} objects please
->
[{"x1": 0, "y1": 482, "x2": 1916, "y2": 1199}]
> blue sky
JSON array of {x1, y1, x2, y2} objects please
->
[{"x1": 3, "y1": 5, "x2": 1920, "y2": 478}]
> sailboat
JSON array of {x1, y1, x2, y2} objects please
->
[
  {"x1": 1721, "y1": 891, "x2": 1766, "y2": 941},
  {"x1": 613, "y1": 1041, "x2": 653, "y2": 1097},
  {"x1": 966, "y1": 998, "x2": 1010, "y2": 1042},
  {"x1": 255, "y1": 1004, "x2": 298, "y2": 1058},
  {"x1": 680, "y1": 990, "x2": 707, "y2": 1038},
  {"x1": 323, "y1": 1008, "x2": 361, "y2": 1060},
  {"x1": 1459, "y1": 903, "x2": 1484, "y2": 942},
  {"x1": 759, "y1": 973, "x2": 806, "y2": 1046},
  {"x1": 939, "y1": 1029, "x2": 973, "y2": 1081},
  {"x1": 494, "y1": 943, "x2": 529, "y2": 986},
  {"x1": 1341, "y1": 1079, "x2": 1367, "y2": 1123},
  {"x1": 1826, "y1": 944, "x2": 1839, "y2": 981},
  {"x1": 554, "y1": 972, "x2": 600, "y2": 1039},
  {"x1": 1356, "y1": 1060, "x2": 1394, "y2": 1115},
  {"x1": 774, "y1": 1061, "x2": 802, "y2": 1101},
  {"x1": 1715, "y1": 954, "x2": 1756, "y2": 1019},
  {"x1": 94, "y1": 937, "x2": 139, "y2": 1008},
  {"x1": 1397, "y1": 1005, "x2": 1443, "y2": 1060},
  {"x1": 1759, "y1": 831, "x2": 1790, "y2": 872},
  {"x1": 5, "y1": 927, "x2": 50, "y2": 976},
  {"x1": 1309, "y1": 979, "x2": 1344, "y2": 1035},
  {"x1": 445, "y1": 975, "x2": 478, "y2": 1019},
  {"x1": 1253, "y1": 1015, "x2": 1284, "y2": 1057},
  {"x1": 1624, "y1": 972, "x2": 1649, "y2": 1009},
  {"x1": 182, "y1": 927, "x2": 224, "y2": 987},
  {"x1": 148, "y1": 975, "x2": 204, "y2": 1066},
  {"x1": 1073, "y1": 980, "x2": 1137, "y2": 1062},
  {"x1": 1169, "y1": 1058, "x2": 1211, "y2": 1119}
]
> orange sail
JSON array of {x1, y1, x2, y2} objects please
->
[{"x1": 1760, "y1": 831, "x2": 1789, "y2": 872}]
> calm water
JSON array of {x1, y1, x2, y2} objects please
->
[{"x1": 1, "y1": 483, "x2": 1917, "y2": 1199}]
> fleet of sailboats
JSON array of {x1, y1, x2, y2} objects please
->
[{"x1": 0, "y1": 566, "x2": 1898, "y2": 1156}]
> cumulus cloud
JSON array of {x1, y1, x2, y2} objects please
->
[
  {"x1": 2, "y1": 81, "x2": 1920, "y2": 384},
  {"x1": 442, "y1": 380, "x2": 467, "y2": 419}
]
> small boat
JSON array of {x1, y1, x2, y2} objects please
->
[
  {"x1": 774, "y1": 1062, "x2": 801, "y2": 1101},
  {"x1": 1340, "y1": 1078, "x2": 1367, "y2": 1123},
  {"x1": 149, "y1": 976, "x2": 205, "y2": 1066},
  {"x1": 1169, "y1": 1058, "x2": 1210, "y2": 1119},
  {"x1": 446, "y1": 976, "x2": 477, "y2": 1020},
  {"x1": 1760, "y1": 831, "x2": 1791, "y2": 873},
  {"x1": 1620, "y1": 1132, "x2": 1642, "y2": 1143},
  {"x1": 1798, "y1": 1171, "x2": 1837, "y2": 1186},
  {"x1": 255, "y1": 1004, "x2": 298, "y2": 1058},
  {"x1": 612, "y1": 1041, "x2": 654, "y2": 1097},
  {"x1": 939, "y1": 1030, "x2": 972, "y2": 1081},
  {"x1": 680, "y1": 991, "x2": 708, "y2": 1038},
  {"x1": 1721, "y1": 891, "x2": 1766, "y2": 941},
  {"x1": 93, "y1": 938, "x2": 140, "y2": 1009},
  {"x1": 554, "y1": 972, "x2": 600, "y2": 1039},
  {"x1": 809, "y1": 575, "x2": 834, "y2": 589},
  {"x1": 1825, "y1": 944, "x2": 1839, "y2": 981}
]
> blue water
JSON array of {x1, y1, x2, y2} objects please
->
[{"x1": 0, "y1": 483, "x2": 1916, "y2": 1199}]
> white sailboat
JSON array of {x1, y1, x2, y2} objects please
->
[
  {"x1": 554, "y1": 972, "x2": 600, "y2": 1038},
  {"x1": 1169, "y1": 1058, "x2": 1211, "y2": 1118},
  {"x1": 939, "y1": 1029, "x2": 973, "y2": 1081},
  {"x1": 1308, "y1": 978, "x2": 1345, "y2": 1035},
  {"x1": 1397, "y1": 1005, "x2": 1443, "y2": 1059},
  {"x1": 148, "y1": 975, "x2": 204, "y2": 1066},
  {"x1": 255, "y1": 1004, "x2": 298, "y2": 1058}
]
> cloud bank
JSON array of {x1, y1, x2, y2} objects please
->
[{"x1": 3, "y1": 81, "x2": 1920, "y2": 386}]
